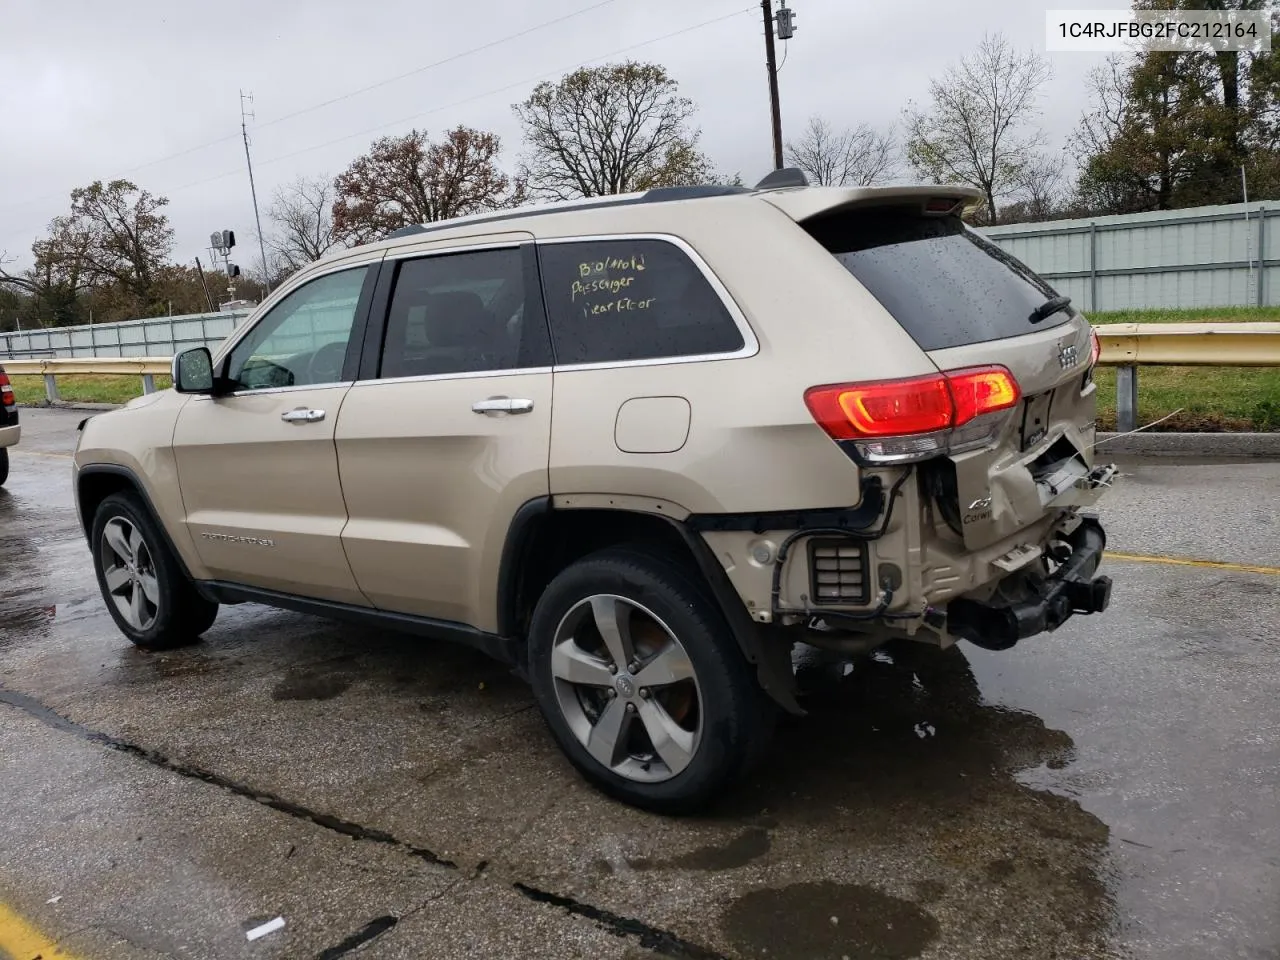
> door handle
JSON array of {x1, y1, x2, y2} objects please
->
[
  {"x1": 281, "y1": 407, "x2": 326, "y2": 423},
  {"x1": 472, "y1": 397, "x2": 534, "y2": 415}
]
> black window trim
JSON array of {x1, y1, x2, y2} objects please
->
[
  {"x1": 202, "y1": 256, "x2": 386, "y2": 399},
  {"x1": 354, "y1": 240, "x2": 555, "y2": 386},
  {"x1": 535, "y1": 232, "x2": 760, "y2": 371}
]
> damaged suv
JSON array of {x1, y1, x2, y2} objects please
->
[{"x1": 72, "y1": 172, "x2": 1114, "y2": 812}]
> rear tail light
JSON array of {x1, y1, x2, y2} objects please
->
[
  {"x1": 804, "y1": 365, "x2": 1021, "y2": 464},
  {"x1": 1089, "y1": 327, "x2": 1101, "y2": 366},
  {"x1": 0, "y1": 372, "x2": 14, "y2": 407}
]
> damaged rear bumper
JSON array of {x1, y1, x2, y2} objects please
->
[{"x1": 945, "y1": 514, "x2": 1112, "y2": 651}]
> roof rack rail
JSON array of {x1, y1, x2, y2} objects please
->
[
  {"x1": 386, "y1": 225, "x2": 429, "y2": 239},
  {"x1": 372, "y1": 182, "x2": 766, "y2": 242},
  {"x1": 642, "y1": 185, "x2": 751, "y2": 201},
  {"x1": 754, "y1": 167, "x2": 809, "y2": 190}
]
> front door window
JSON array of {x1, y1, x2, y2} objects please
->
[{"x1": 225, "y1": 267, "x2": 370, "y2": 390}]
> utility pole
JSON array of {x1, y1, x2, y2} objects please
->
[
  {"x1": 195, "y1": 257, "x2": 215, "y2": 313},
  {"x1": 240, "y1": 91, "x2": 271, "y2": 294},
  {"x1": 1242, "y1": 165, "x2": 1253, "y2": 294},
  {"x1": 762, "y1": 0, "x2": 784, "y2": 170}
]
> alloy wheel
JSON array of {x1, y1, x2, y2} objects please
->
[
  {"x1": 100, "y1": 517, "x2": 160, "y2": 632},
  {"x1": 550, "y1": 594, "x2": 703, "y2": 783}
]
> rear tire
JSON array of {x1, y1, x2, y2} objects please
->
[
  {"x1": 91, "y1": 492, "x2": 218, "y2": 650},
  {"x1": 0, "y1": 447, "x2": 9, "y2": 486},
  {"x1": 528, "y1": 546, "x2": 773, "y2": 814}
]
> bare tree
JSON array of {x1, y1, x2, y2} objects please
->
[
  {"x1": 265, "y1": 176, "x2": 343, "y2": 275},
  {"x1": 994, "y1": 155, "x2": 1071, "y2": 224},
  {"x1": 1019, "y1": 154, "x2": 1067, "y2": 219},
  {"x1": 514, "y1": 62, "x2": 717, "y2": 199},
  {"x1": 785, "y1": 116, "x2": 898, "y2": 186},
  {"x1": 902, "y1": 33, "x2": 1053, "y2": 222},
  {"x1": 333, "y1": 127, "x2": 524, "y2": 245}
]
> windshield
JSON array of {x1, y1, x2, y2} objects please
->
[{"x1": 805, "y1": 206, "x2": 1073, "y2": 351}]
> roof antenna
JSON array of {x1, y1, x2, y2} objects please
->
[{"x1": 755, "y1": 167, "x2": 809, "y2": 190}]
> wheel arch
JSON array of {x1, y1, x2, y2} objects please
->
[
  {"x1": 498, "y1": 500, "x2": 801, "y2": 713},
  {"x1": 77, "y1": 464, "x2": 208, "y2": 594}
]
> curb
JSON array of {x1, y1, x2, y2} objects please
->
[{"x1": 1098, "y1": 431, "x2": 1280, "y2": 457}]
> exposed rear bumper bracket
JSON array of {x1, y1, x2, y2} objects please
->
[
  {"x1": 945, "y1": 514, "x2": 1112, "y2": 651},
  {"x1": 685, "y1": 475, "x2": 886, "y2": 535}
]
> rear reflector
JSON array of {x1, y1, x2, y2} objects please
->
[{"x1": 805, "y1": 365, "x2": 1021, "y2": 448}]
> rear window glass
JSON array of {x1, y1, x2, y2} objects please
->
[
  {"x1": 537, "y1": 239, "x2": 745, "y2": 365},
  {"x1": 805, "y1": 207, "x2": 1071, "y2": 351}
]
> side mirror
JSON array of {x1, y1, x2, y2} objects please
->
[{"x1": 172, "y1": 347, "x2": 215, "y2": 394}]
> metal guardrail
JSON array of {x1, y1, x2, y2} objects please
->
[
  {"x1": 5, "y1": 323, "x2": 1280, "y2": 432},
  {"x1": 4, "y1": 357, "x2": 171, "y2": 403},
  {"x1": 1096, "y1": 322, "x2": 1280, "y2": 431}
]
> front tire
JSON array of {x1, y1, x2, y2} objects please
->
[
  {"x1": 91, "y1": 492, "x2": 218, "y2": 649},
  {"x1": 528, "y1": 546, "x2": 772, "y2": 814}
]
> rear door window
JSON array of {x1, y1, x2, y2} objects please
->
[
  {"x1": 378, "y1": 247, "x2": 551, "y2": 378},
  {"x1": 804, "y1": 207, "x2": 1071, "y2": 351},
  {"x1": 537, "y1": 238, "x2": 745, "y2": 365}
]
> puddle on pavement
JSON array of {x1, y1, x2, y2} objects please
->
[
  {"x1": 0, "y1": 605, "x2": 56, "y2": 640},
  {"x1": 272, "y1": 667, "x2": 352, "y2": 701},
  {"x1": 704, "y1": 640, "x2": 1116, "y2": 956},
  {"x1": 102, "y1": 649, "x2": 246, "y2": 686},
  {"x1": 627, "y1": 826, "x2": 771, "y2": 872},
  {"x1": 721, "y1": 881, "x2": 940, "y2": 960},
  {"x1": 911, "y1": 879, "x2": 946, "y2": 904}
]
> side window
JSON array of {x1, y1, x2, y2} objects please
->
[
  {"x1": 226, "y1": 266, "x2": 369, "y2": 390},
  {"x1": 379, "y1": 247, "x2": 546, "y2": 379},
  {"x1": 538, "y1": 238, "x2": 745, "y2": 365}
]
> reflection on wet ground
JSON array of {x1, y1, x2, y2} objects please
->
[
  {"x1": 708, "y1": 643, "x2": 1116, "y2": 959},
  {"x1": 722, "y1": 880, "x2": 939, "y2": 960},
  {"x1": 1, "y1": 412, "x2": 1278, "y2": 959}
]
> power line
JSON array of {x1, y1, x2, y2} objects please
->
[
  {"x1": 163, "y1": 6, "x2": 756, "y2": 196},
  {"x1": 253, "y1": 0, "x2": 624, "y2": 133},
  {"x1": 0, "y1": 0, "x2": 623, "y2": 216},
  {"x1": 1, "y1": 5, "x2": 756, "y2": 251}
]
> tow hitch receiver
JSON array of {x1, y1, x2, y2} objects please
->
[{"x1": 946, "y1": 515, "x2": 1112, "y2": 651}]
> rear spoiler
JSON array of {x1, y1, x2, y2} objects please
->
[{"x1": 757, "y1": 184, "x2": 986, "y2": 224}]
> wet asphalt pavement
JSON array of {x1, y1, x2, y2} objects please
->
[{"x1": 1, "y1": 407, "x2": 1278, "y2": 960}]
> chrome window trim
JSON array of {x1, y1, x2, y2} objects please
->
[
  {"x1": 350, "y1": 367, "x2": 553, "y2": 389},
  {"x1": 536, "y1": 232, "x2": 760, "y2": 371},
  {"x1": 382, "y1": 239, "x2": 526, "y2": 263},
  {"x1": 368, "y1": 240, "x2": 538, "y2": 384},
  {"x1": 313, "y1": 233, "x2": 759, "y2": 387},
  {"x1": 190, "y1": 381, "x2": 355, "y2": 401},
  {"x1": 211, "y1": 257, "x2": 384, "y2": 367}
]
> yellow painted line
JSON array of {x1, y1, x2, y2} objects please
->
[
  {"x1": 1108, "y1": 551, "x2": 1280, "y2": 577},
  {"x1": 0, "y1": 901, "x2": 81, "y2": 959}
]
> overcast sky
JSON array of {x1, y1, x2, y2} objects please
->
[{"x1": 0, "y1": 0, "x2": 1131, "y2": 269}]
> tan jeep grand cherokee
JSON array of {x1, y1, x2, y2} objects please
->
[{"x1": 72, "y1": 174, "x2": 1115, "y2": 812}]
